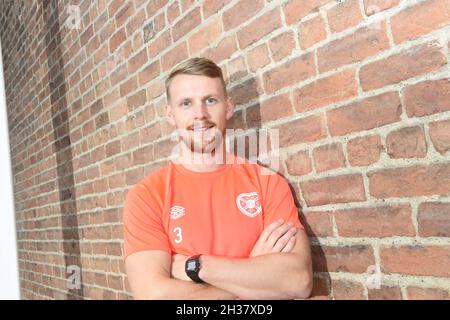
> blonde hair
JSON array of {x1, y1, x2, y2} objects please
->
[{"x1": 165, "y1": 57, "x2": 227, "y2": 102}]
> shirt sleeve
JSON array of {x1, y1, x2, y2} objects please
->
[
  {"x1": 122, "y1": 183, "x2": 171, "y2": 261},
  {"x1": 261, "y1": 172, "x2": 304, "y2": 230}
]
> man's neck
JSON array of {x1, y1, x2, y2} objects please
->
[{"x1": 175, "y1": 142, "x2": 229, "y2": 173}]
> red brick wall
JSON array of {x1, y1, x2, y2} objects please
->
[{"x1": 1, "y1": 0, "x2": 449, "y2": 300}]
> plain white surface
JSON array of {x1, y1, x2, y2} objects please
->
[{"x1": 0, "y1": 40, "x2": 21, "y2": 299}]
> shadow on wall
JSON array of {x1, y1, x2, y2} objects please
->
[
  {"x1": 43, "y1": 0, "x2": 84, "y2": 299},
  {"x1": 225, "y1": 70, "x2": 331, "y2": 300}
]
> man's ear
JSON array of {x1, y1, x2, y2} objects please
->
[
  {"x1": 225, "y1": 96, "x2": 235, "y2": 121},
  {"x1": 165, "y1": 103, "x2": 176, "y2": 126}
]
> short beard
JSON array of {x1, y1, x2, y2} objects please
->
[{"x1": 182, "y1": 127, "x2": 224, "y2": 154}]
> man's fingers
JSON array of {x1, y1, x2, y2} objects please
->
[
  {"x1": 267, "y1": 222, "x2": 293, "y2": 248},
  {"x1": 259, "y1": 218, "x2": 284, "y2": 242},
  {"x1": 272, "y1": 227, "x2": 297, "y2": 252},
  {"x1": 281, "y1": 235, "x2": 296, "y2": 253}
]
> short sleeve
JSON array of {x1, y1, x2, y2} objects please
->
[
  {"x1": 262, "y1": 173, "x2": 304, "y2": 230},
  {"x1": 123, "y1": 183, "x2": 171, "y2": 260}
]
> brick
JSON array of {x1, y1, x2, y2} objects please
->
[
  {"x1": 312, "y1": 143, "x2": 346, "y2": 172},
  {"x1": 332, "y1": 280, "x2": 365, "y2": 300},
  {"x1": 249, "y1": 93, "x2": 293, "y2": 127},
  {"x1": 95, "y1": 112, "x2": 109, "y2": 130},
  {"x1": 328, "y1": 92, "x2": 402, "y2": 136},
  {"x1": 172, "y1": 7, "x2": 201, "y2": 42},
  {"x1": 335, "y1": 204, "x2": 415, "y2": 237},
  {"x1": 126, "y1": 167, "x2": 145, "y2": 186},
  {"x1": 278, "y1": 114, "x2": 327, "y2": 148},
  {"x1": 154, "y1": 139, "x2": 178, "y2": 160},
  {"x1": 227, "y1": 56, "x2": 248, "y2": 83},
  {"x1": 226, "y1": 109, "x2": 245, "y2": 130},
  {"x1": 429, "y1": 119, "x2": 450, "y2": 155},
  {"x1": 312, "y1": 245, "x2": 374, "y2": 273},
  {"x1": 120, "y1": 77, "x2": 137, "y2": 98},
  {"x1": 301, "y1": 174, "x2": 366, "y2": 206},
  {"x1": 109, "y1": 0, "x2": 125, "y2": 17},
  {"x1": 128, "y1": 48, "x2": 148, "y2": 74},
  {"x1": 229, "y1": 77, "x2": 261, "y2": 106},
  {"x1": 161, "y1": 41, "x2": 189, "y2": 72},
  {"x1": 368, "y1": 163, "x2": 450, "y2": 198},
  {"x1": 318, "y1": 22, "x2": 389, "y2": 73},
  {"x1": 155, "y1": 12, "x2": 167, "y2": 33},
  {"x1": 141, "y1": 122, "x2": 162, "y2": 144},
  {"x1": 386, "y1": 126, "x2": 427, "y2": 159},
  {"x1": 246, "y1": 44, "x2": 270, "y2": 73},
  {"x1": 268, "y1": 31, "x2": 295, "y2": 62},
  {"x1": 300, "y1": 210, "x2": 333, "y2": 237},
  {"x1": 109, "y1": 28, "x2": 126, "y2": 53},
  {"x1": 109, "y1": 100, "x2": 128, "y2": 122},
  {"x1": 360, "y1": 42, "x2": 447, "y2": 91},
  {"x1": 203, "y1": 0, "x2": 227, "y2": 19},
  {"x1": 286, "y1": 150, "x2": 313, "y2": 176},
  {"x1": 283, "y1": 0, "x2": 329, "y2": 25},
  {"x1": 126, "y1": 8, "x2": 146, "y2": 37},
  {"x1": 146, "y1": 0, "x2": 168, "y2": 17},
  {"x1": 203, "y1": 35, "x2": 238, "y2": 64},
  {"x1": 298, "y1": 15, "x2": 327, "y2": 49},
  {"x1": 403, "y1": 79, "x2": 450, "y2": 118},
  {"x1": 180, "y1": 0, "x2": 195, "y2": 12},
  {"x1": 237, "y1": 8, "x2": 282, "y2": 49},
  {"x1": 294, "y1": 68, "x2": 358, "y2": 112},
  {"x1": 127, "y1": 90, "x2": 146, "y2": 111},
  {"x1": 418, "y1": 202, "x2": 450, "y2": 237},
  {"x1": 391, "y1": 0, "x2": 450, "y2": 44},
  {"x1": 222, "y1": 0, "x2": 264, "y2": 31},
  {"x1": 364, "y1": 0, "x2": 400, "y2": 16},
  {"x1": 327, "y1": 0, "x2": 363, "y2": 33},
  {"x1": 167, "y1": 1, "x2": 180, "y2": 23},
  {"x1": 147, "y1": 30, "x2": 172, "y2": 58},
  {"x1": 347, "y1": 134, "x2": 383, "y2": 166},
  {"x1": 380, "y1": 245, "x2": 450, "y2": 277},
  {"x1": 115, "y1": 2, "x2": 134, "y2": 28},
  {"x1": 188, "y1": 16, "x2": 223, "y2": 55},
  {"x1": 407, "y1": 287, "x2": 449, "y2": 300},
  {"x1": 368, "y1": 286, "x2": 402, "y2": 300},
  {"x1": 80, "y1": 25, "x2": 94, "y2": 47},
  {"x1": 133, "y1": 145, "x2": 154, "y2": 165},
  {"x1": 138, "y1": 60, "x2": 160, "y2": 85},
  {"x1": 263, "y1": 53, "x2": 316, "y2": 94}
]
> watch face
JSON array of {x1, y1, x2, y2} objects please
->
[{"x1": 187, "y1": 260, "x2": 196, "y2": 271}]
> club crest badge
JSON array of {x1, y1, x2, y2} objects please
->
[{"x1": 236, "y1": 192, "x2": 262, "y2": 218}]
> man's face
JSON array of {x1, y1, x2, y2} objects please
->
[{"x1": 166, "y1": 74, "x2": 234, "y2": 154}]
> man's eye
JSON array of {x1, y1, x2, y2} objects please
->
[
  {"x1": 206, "y1": 98, "x2": 217, "y2": 104},
  {"x1": 181, "y1": 101, "x2": 191, "y2": 107}
]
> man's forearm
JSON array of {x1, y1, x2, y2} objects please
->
[
  {"x1": 145, "y1": 277, "x2": 237, "y2": 300},
  {"x1": 198, "y1": 253, "x2": 311, "y2": 300}
]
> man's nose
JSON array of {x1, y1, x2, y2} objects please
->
[{"x1": 193, "y1": 101, "x2": 209, "y2": 120}]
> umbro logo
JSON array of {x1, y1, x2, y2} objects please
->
[{"x1": 170, "y1": 205, "x2": 186, "y2": 220}]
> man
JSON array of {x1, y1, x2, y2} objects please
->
[{"x1": 123, "y1": 57, "x2": 312, "y2": 299}]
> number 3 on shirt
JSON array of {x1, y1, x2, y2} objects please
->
[{"x1": 173, "y1": 227, "x2": 183, "y2": 244}]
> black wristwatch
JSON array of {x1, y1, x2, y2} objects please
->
[{"x1": 185, "y1": 254, "x2": 204, "y2": 283}]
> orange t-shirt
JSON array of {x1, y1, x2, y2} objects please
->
[{"x1": 123, "y1": 155, "x2": 303, "y2": 260}]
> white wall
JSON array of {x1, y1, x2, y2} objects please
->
[{"x1": 0, "y1": 40, "x2": 21, "y2": 299}]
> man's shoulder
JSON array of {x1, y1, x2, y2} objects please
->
[
  {"x1": 231, "y1": 154, "x2": 286, "y2": 185},
  {"x1": 131, "y1": 161, "x2": 172, "y2": 195},
  {"x1": 232, "y1": 154, "x2": 279, "y2": 175}
]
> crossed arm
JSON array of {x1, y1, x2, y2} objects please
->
[{"x1": 125, "y1": 219, "x2": 313, "y2": 300}]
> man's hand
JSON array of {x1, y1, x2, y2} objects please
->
[
  {"x1": 250, "y1": 218, "x2": 297, "y2": 257},
  {"x1": 170, "y1": 254, "x2": 191, "y2": 281}
]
